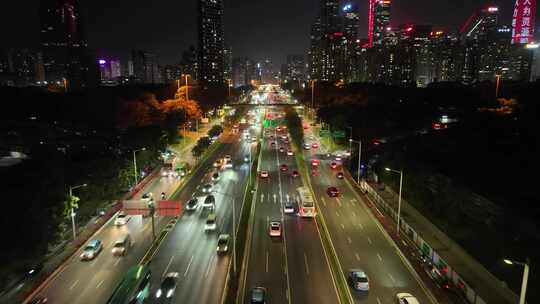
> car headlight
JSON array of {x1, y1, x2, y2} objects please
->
[
  {"x1": 167, "y1": 289, "x2": 173, "y2": 298},
  {"x1": 156, "y1": 289, "x2": 162, "y2": 298}
]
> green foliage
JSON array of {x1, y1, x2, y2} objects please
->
[
  {"x1": 285, "y1": 107, "x2": 304, "y2": 148},
  {"x1": 208, "y1": 125, "x2": 224, "y2": 138}
]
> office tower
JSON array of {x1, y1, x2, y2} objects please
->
[
  {"x1": 285, "y1": 55, "x2": 307, "y2": 87},
  {"x1": 131, "y1": 50, "x2": 159, "y2": 84},
  {"x1": 428, "y1": 31, "x2": 462, "y2": 82},
  {"x1": 110, "y1": 60, "x2": 121, "y2": 79},
  {"x1": 368, "y1": 0, "x2": 391, "y2": 48},
  {"x1": 309, "y1": 17, "x2": 324, "y2": 80},
  {"x1": 224, "y1": 45, "x2": 233, "y2": 82},
  {"x1": 511, "y1": 0, "x2": 536, "y2": 44},
  {"x1": 198, "y1": 0, "x2": 225, "y2": 85},
  {"x1": 181, "y1": 45, "x2": 198, "y2": 80},
  {"x1": 342, "y1": 3, "x2": 361, "y2": 82},
  {"x1": 39, "y1": 0, "x2": 90, "y2": 89},
  {"x1": 232, "y1": 57, "x2": 256, "y2": 87}
]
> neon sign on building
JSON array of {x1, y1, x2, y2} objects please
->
[{"x1": 511, "y1": 0, "x2": 536, "y2": 44}]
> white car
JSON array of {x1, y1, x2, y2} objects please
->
[
  {"x1": 348, "y1": 269, "x2": 369, "y2": 291},
  {"x1": 284, "y1": 201, "x2": 295, "y2": 214},
  {"x1": 202, "y1": 183, "x2": 213, "y2": 193},
  {"x1": 114, "y1": 212, "x2": 128, "y2": 226},
  {"x1": 223, "y1": 159, "x2": 233, "y2": 169},
  {"x1": 396, "y1": 293, "x2": 420, "y2": 304},
  {"x1": 287, "y1": 150, "x2": 294, "y2": 156},
  {"x1": 269, "y1": 221, "x2": 281, "y2": 237},
  {"x1": 303, "y1": 143, "x2": 311, "y2": 150},
  {"x1": 260, "y1": 171, "x2": 269, "y2": 178}
]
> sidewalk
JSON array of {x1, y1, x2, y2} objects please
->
[{"x1": 366, "y1": 184, "x2": 519, "y2": 304}]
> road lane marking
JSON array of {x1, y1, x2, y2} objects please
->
[
  {"x1": 321, "y1": 197, "x2": 327, "y2": 207},
  {"x1": 266, "y1": 251, "x2": 269, "y2": 273},
  {"x1": 184, "y1": 255, "x2": 194, "y2": 277},
  {"x1": 358, "y1": 223, "x2": 364, "y2": 230},
  {"x1": 340, "y1": 223, "x2": 345, "y2": 230},
  {"x1": 377, "y1": 253, "x2": 383, "y2": 262},
  {"x1": 388, "y1": 273, "x2": 396, "y2": 283},
  {"x1": 350, "y1": 198, "x2": 357, "y2": 203},
  {"x1": 260, "y1": 193, "x2": 264, "y2": 203},
  {"x1": 304, "y1": 253, "x2": 310, "y2": 275},
  {"x1": 114, "y1": 259, "x2": 120, "y2": 267},
  {"x1": 355, "y1": 253, "x2": 360, "y2": 261},
  {"x1": 163, "y1": 255, "x2": 175, "y2": 277},
  {"x1": 205, "y1": 255, "x2": 215, "y2": 278},
  {"x1": 96, "y1": 279, "x2": 104, "y2": 289},
  {"x1": 367, "y1": 237, "x2": 372, "y2": 245},
  {"x1": 352, "y1": 211, "x2": 356, "y2": 217},
  {"x1": 347, "y1": 237, "x2": 352, "y2": 244},
  {"x1": 69, "y1": 279, "x2": 79, "y2": 290},
  {"x1": 336, "y1": 198, "x2": 342, "y2": 207},
  {"x1": 377, "y1": 297, "x2": 382, "y2": 304},
  {"x1": 335, "y1": 211, "x2": 340, "y2": 217}
]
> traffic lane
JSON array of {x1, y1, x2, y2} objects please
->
[
  {"x1": 315, "y1": 162, "x2": 431, "y2": 303},
  {"x1": 147, "y1": 136, "x2": 247, "y2": 303},
  {"x1": 244, "y1": 147, "x2": 288, "y2": 303}
]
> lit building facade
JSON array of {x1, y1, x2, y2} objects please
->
[
  {"x1": 198, "y1": 0, "x2": 225, "y2": 85},
  {"x1": 368, "y1": 0, "x2": 391, "y2": 48}
]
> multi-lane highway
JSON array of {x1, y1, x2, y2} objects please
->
[
  {"x1": 145, "y1": 128, "x2": 255, "y2": 304},
  {"x1": 35, "y1": 174, "x2": 180, "y2": 303},
  {"x1": 243, "y1": 107, "x2": 339, "y2": 304},
  {"x1": 302, "y1": 119, "x2": 436, "y2": 304}
]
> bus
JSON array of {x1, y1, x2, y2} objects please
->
[
  {"x1": 107, "y1": 265, "x2": 151, "y2": 304},
  {"x1": 297, "y1": 186, "x2": 316, "y2": 217}
]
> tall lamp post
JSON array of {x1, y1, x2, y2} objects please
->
[
  {"x1": 495, "y1": 74, "x2": 501, "y2": 98},
  {"x1": 503, "y1": 258, "x2": 530, "y2": 304},
  {"x1": 68, "y1": 183, "x2": 87, "y2": 239},
  {"x1": 181, "y1": 74, "x2": 190, "y2": 100},
  {"x1": 349, "y1": 138, "x2": 362, "y2": 184},
  {"x1": 133, "y1": 148, "x2": 146, "y2": 186},
  {"x1": 385, "y1": 167, "x2": 403, "y2": 235},
  {"x1": 310, "y1": 80, "x2": 316, "y2": 121}
]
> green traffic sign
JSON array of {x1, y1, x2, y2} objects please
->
[
  {"x1": 319, "y1": 130, "x2": 330, "y2": 137},
  {"x1": 333, "y1": 131, "x2": 346, "y2": 138}
]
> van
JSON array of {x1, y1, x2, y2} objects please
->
[
  {"x1": 111, "y1": 234, "x2": 131, "y2": 256},
  {"x1": 205, "y1": 213, "x2": 217, "y2": 232},
  {"x1": 202, "y1": 195, "x2": 216, "y2": 210}
]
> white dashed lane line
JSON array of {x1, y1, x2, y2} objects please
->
[{"x1": 377, "y1": 253, "x2": 383, "y2": 262}]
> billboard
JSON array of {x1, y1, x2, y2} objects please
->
[{"x1": 512, "y1": 0, "x2": 536, "y2": 44}]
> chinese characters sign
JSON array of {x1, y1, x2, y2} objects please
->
[{"x1": 512, "y1": 0, "x2": 536, "y2": 44}]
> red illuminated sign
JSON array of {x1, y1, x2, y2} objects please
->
[
  {"x1": 512, "y1": 0, "x2": 536, "y2": 44},
  {"x1": 368, "y1": 0, "x2": 375, "y2": 48}
]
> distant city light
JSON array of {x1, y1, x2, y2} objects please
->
[
  {"x1": 343, "y1": 4, "x2": 352, "y2": 12},
  {"x1": 98, "y1": 59, "x2": 106, "y2": 64},
  {"x1": 406, "y1": 27, "x2": 413, "y2": 32},
  {"x1": 487, "y1": 7, "x2": 499, "y2": 12},
  {"x1": 525, "y1": 43, "x2": 539, "y2": 49},
  {"x1": 386, "y1": 27, "x2": 392, "y2": 31}
]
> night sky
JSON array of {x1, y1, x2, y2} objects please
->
[{"x1": 0, "y1": 0, "x2": 533, "y2": 66}]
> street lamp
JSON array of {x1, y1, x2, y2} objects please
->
[
  {"x1": 495, "y1": 74, "x2": 501, "y2": 98},
  {"x1": 181, "y1": 74, "x2": 190, "y2": 100},
  {"x1": 385, "y1": 167, "x2": 403, "y2": 236},
  {"x1": 133, "y1": 148, "x2": 146, "y2": 186},
  {"x1": 68, "y1": 183, "x2": 87, "y2": 239},
  {"x1": 349, "y1": 138, "x2": 362, "y2": 184},
  {"x1": 310, "y1": 80, "x2": 316, "y2": 121},
  {"x1": 504, "y1": 258, "x2": 530, "y2": 304}
]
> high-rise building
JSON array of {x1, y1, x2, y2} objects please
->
[
  {"x1": 198, "y1": 0, "x2": 225, "y2": 85},
  {"x1": 232, "y1": 57, "x2": 256, "y2": 87},
  {"x1": 368, "y1": 0, "x2": 391, "y2": 48},
  {"x1": 342, "y1": 3, "x2": 361, "y2": 82},
  {"x1": 181, "y1": 45, "x2": 198, "y2": 80},
  {"x1": 309, "y1": 17, "x2": 324, "y2": 80},
  {"x1": 224, "y1": 45, "x2": 233, "y2": 82},
  {"x1": 39, "y1": 0, "x2": 91, "y2": 89},
  {"x1": 284, "y1": 55, "x2": 307, "y2": 87},
  {"x1": 131, "y1": 50, "x2": 159, "y2": 84}
]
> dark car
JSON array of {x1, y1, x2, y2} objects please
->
[
  {"x1": 156, "y1": 272, "x2": 178, "y2": 298},
  {"x1": 327, "y1": 187, "x2": 340, "y2": 197},
  {"x1": 250, "y1": 287, "x2": 267, "y2": 303},
  {"x1": 291, "y1": 170, "x2": 299, "y2": 178},
  {"x1": 280, "y1": 164, "x2": 288, "y2": 172},
  {"x1": 185, "y1": 198, "x2": 199, "y2": 211}
]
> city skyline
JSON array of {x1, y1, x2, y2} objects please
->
[{"x1": 1, "y1": 0, "x2": 530, "y2": 66}]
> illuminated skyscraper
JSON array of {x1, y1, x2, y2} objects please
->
[
  {"x1": 309, "y1": 17, "x2": 324, "y2": 80},
  {"x1": 39, "y1": 0, "x2": 91, "y2": 89},
  {"x1": 198, "y1": 0, "x2": 225, "y2": 85},
  {"x1": 368, "y1": 0, "x2": 391, "y2": 48}
]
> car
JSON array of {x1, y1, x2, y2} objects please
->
[
  {"x1": 224, "y1": 155, "x2": 232, "y2": 161},
  {"x1": 335, "y1": 156, "x2": 342, "y2": 162},
  {"x1": 205, "y1": 213, "x2": 217, "y2": 231},
  {"x1": 279, "y1": 147, "x2": 285, "y2": 153},
  {"x1": 303, "y1": 143, "x2": 311, "y2": 150},
  {"x1": 311, "y1": 159, "x2": 320, "y2": 167},
  {"x1": 287, "y1": 150, "x2": 294, "y2": 156},
  {"x1": 80, "y1": 240, "x2": 103, "y2": 261},
  {"x1": 284, "y1": 201, "x2": 295, "y2": 214},
  {"x1": 269, "y1": 135, "x2": 274, "y2": 140},
  {"x1": 202, "y1": 195, "x2": 216, "y2": 209},
  {"x1": 216, "y1": 234, "x2": 230, "y2": 254},
  {"x1": 250, "y1": 287, "x2": 267, "y2": 303},
  {"x1": 330, "y1": 161, "x2": 338, "y2": 169},
  {"x1": 284, "y1": 138, "x2": 289, "y2": 144},
  {"x1": 396, "y1": 293, "x2": 420, "y2": 304},
  {"x1": 276, "y1": 126, "x2": 282, "y2": 132},
  {"x1": 327, "y1": 186, "x2": 340, "y2": 197},
  {"x1": 269, "y1": 221, "x2": 281, "y2": 237},
  {"x1": 337, "y1": 172, "x2": 344, "y2": 179},
  {"x1": 311, "y1": 169, "x2": 318, "y2": 176},
  {"x1": 213, "y1": 158, "x2": 223, "y2": 168},
  {"x1": 312, "y1": 142, "x2": 319, "y2": 148},
  {"x1": 212, "y1": 172, "x2": 220, "y2": 181},
  {"x1": 348, "y1": 269, "x2": 369, "y2": 291},
  {"x1": 280, "y1": 164, "x2": 288, "y2": 172},
  {"x1": 156, "y1": 272, "x2": 179, "y2": 298},
  {"x1": 260, "y1": 170, "x2": 269, "y2": 178},
  {"x1": 185, "y1": 198, "x2": 199, "y2": 211},
  {"x1": 223, "y1": 159, "x2": 233, "y2": 168},
  {"x1": 202, "y1": 183, "x2": 213, "y2": 193},
  {"x1": 291, "y1": 170, "x2": 299, "y2": 178},
  {"x1": 28, "y1": 297, "x2": 48, "y2": 304},
  {"x1": 114, "y1": 211, "x2": 128, "y2": 226},
  {"x1": 270, "y1": 141, "x2": 276, "y2": 147},
  {"x1": 141, "y1": 192, "x2": 153, "y2": 201}
]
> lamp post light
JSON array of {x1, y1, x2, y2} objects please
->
[
  {"x1": 133, "y1": 148, "x2": 146, "y2": 186},
  {"x1": 181, "y1": 74, "x2": 190, "y2": 100},
  {"x1": 349, "y1": 138, "x2": 362, "y2": 184},
  {"x1": 385, "y1": 167, "x2": 403, "y2": 236},
  {"x1": 503, "y1": 258, "x2": 530, "y2": 304},
  {"x1": 68, "y1": 183, "x2": 87, "y2": 239}
]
